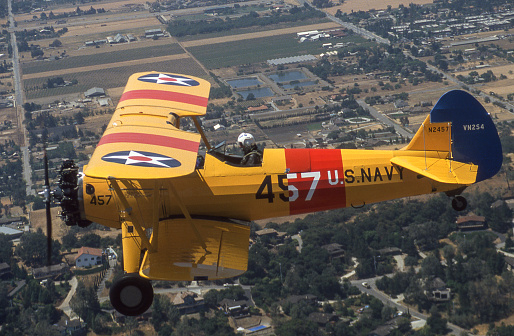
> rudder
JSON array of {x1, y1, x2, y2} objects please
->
[{"x1": 405, "y1": 90, "x2": 502, "y2": 183}]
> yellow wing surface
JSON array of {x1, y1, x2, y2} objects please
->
[
  {"x1": 140, "y1": 218, "x2": 250, "y2": 281},
  {"x1": 391, "y1": 156, "x2": 477, "y2": 185},
  {"x1": 84, "y1": 72, "x2": 211, "y2": 179}
]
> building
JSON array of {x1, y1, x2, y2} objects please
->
[
  {"x1": 32, "y1": 263, "x2": 68, "y2": 280},
  {"x1": 424, "y1": 277, "x2": 451, "y2": 302},
  {"x1": 307, "y1": 312, "x2": 339, "y2": 326},
  {"x1": 219, "y1": 298, "x2": 251, "y2": 317},
  {"x1": 0, "y1": 262, "x2": 11, "y2": 279},
  {"x1": 172, "y1": 292, "x2": 205, "y2": 314},
  {"x1": 145, "y1": 29, "x2": 164, "y2": 38},
  {"x1": 456, "y1": 214, "x2": 486, "y2": 230},
  {"x1": 279, "y1": 294, "x2": 317, "y2": 307},
  {"x1": 75, "y1": 247, "x2": 103, "y2": 268},
  {"x1": 321, "y1": 243, "x2": 345, "y2": 258},
  {"x1": 84, "y1": 87, "x2": 105, "y2": 97},
  {"x1": 0, "y1": 226, "x2": 23, "y2": 240}
]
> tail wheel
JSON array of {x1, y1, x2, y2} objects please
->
[
  {"x1": 109, "y1": 275, "x2": 153, "y2": 316},
  {"x1": 452, "y1": 196, "x2": 467, "y2": 212}
]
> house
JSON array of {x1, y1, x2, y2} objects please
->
[
  {"x1": 247, "y1": 105, "x2": 269, "y2": 113},
  {"x1": 255, "y1": 228, "x2": 287, "y2": 244},
  {"x1": 322, "y1": 243, "x2": 345, "y2": 258},
  {"x1": 394, "y1": 100, "x2": 409, "y2": 109},
  {"x1": 75, "y1": 247, "x2": 103, "y2": 268},
  {"x1": 0, "y1": 262, "x2": 11, "y2": 279},
  {"x1": 504, "y1": 256, "x2": 514, "y2": 273},
  {"x1": 32, "y1": 263, "x2": 68, "y2": 280},
  {"x1": 377, "y1": 247, "x2": 402, "y2": 257},
  {"x1": 424, "y1": 277, "x2": 451, "y2": 302},
  {"x1": 279, "y1": 294, "x2": 317, "y2": 307},
  {"x1": 173, "y1": 291, "x2": 205, "y2": 314},
  {"x1": 456, "y1": 213, "x2": 486, "y2": 230},
  {"x1": 368, "y1": 316, "x2": 406, "y2": 336},
  {"x1": 0, "y1": 226, "x2": 23, "y2": 240},
  {"x1": 307, "y1": 312, "x2": 339, "y2": 325},
  {"x1": 219, "y1": 298, "x2": 251, "y2": 317},
  {"x1": 54, "y1": 316, "x2": 86, "y2": 335}
]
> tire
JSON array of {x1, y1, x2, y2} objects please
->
[
  {"x1": 109, "y1": 275, "x2": 153, "y2": 316},
  {"x1": 452, "y1": 196, "x2": 467, "y2": 212}
]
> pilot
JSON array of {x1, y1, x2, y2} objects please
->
[{"x1": 238, "y1": 133, "x2": 262, "y2": 166}]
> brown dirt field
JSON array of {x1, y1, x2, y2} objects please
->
[
  {"x1": 63, "y1": 16, "x2": 162, "y2": 37},
  {"x1": 30, "y1": 207, "x2": 67, "y2": 242},
  {"x1": 325, "y1": 0, "x2": 435, "y2": 15},
  {"x1": 22, "y1": 54, "x2": 190, "y2": 80},
  {"x1": 16, "y1": 0, "x2": 151, "y2": 21},
  {"x1": 180, "y1": 22, "x2": 341, "y2": 47}
]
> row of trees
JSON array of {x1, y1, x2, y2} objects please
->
[{"x1": 167, "y1": 5, "x2": 324, "y2": 37}]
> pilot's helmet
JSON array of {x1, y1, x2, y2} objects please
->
[{"x1": 237, "y1": 133, "x2": 255, "y2": 149}]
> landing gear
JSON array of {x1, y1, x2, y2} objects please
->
[
  {"x1": 451, "y1": 195, "x2": 467, "y2": 212},
  {"x1": 109, "y1": 274, "x2": 153, "y2": 316}
]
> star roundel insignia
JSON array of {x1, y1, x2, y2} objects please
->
[
  {"x1": 137, "y1": 73, "x2": 200, "y2": 86},
  {"x1": 101, "y1": 150, "x2": 181, "y2": 168}
]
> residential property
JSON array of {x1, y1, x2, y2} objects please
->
[
  {"x1": 0, "y1": 262, "x2": 11, "y2": 279},
  {"x1": 75, "y1": 247, "x2": 103, "y2": 268},
  {"x1": 424, "y1": 277, "x2": 451, "y2": 302},
  {"x1": 0, "y1": 226, "x2": 23, "y2": 240},
  {"x1": 172, "y1": 292, "x2": 205, "y2": 315},
  {"x1": 32, "y1": 263, "x2": 68, "y2": 280},
  {"x1": 456, "y1": 214, "x2": 486, "y2": 230},
  {"x1": 321, "y1": 243, "x2": 345, "y2": 259},
  {"x1": 219, "y1": 298, "x2": 251, "y2": 317}
]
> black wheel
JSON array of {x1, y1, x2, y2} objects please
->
[
  {"x1": 452, "y1": 196, "x2": 467, "y2": 211},
  {"x1": 109, "y1": 275, "x2": 153, "y2": 316}
]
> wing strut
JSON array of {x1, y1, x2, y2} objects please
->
[
  {"x1": 109, "y1": 177, "x2": 156, "y2": 253},
  {"x1": 168, "y1": 181, "x2": 209, "y2": 252},
  {"x1": 192, "y1": 116, "x2": 211, "y2": 151}
]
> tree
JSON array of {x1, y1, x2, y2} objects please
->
[
  {"x1": 49, "y1": 39, "x2": 62, "y2": 48},
  {"x1": 79, "y1": 233, "x2": 101, "y2": 248},
  {"x1": 70, "y1": 281, "x2": 100, "y2": 325},
  {"x1": 16, "y1": 229, "x2": 48, "y2": 266},
  {"x1": 427, "y1": 307, "x2": 447, "y2": 334},
  {"x1": 0, "y1": 234, "x2": 12, "y2": 264}
]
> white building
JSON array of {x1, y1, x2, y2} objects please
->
[{"x1": 75, "y1": 247, "x2": 103, "y2": 268}]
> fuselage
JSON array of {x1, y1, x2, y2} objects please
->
[{"x1": 81, "y1": 147, "x2": 461, "y2": 229}]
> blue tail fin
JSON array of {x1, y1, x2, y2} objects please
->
[{"x1": 430, "y1": 90, "x2": 502, "y2": 182}]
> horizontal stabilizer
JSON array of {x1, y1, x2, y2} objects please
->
[
  {"x1": 140, "y1": 218, "x2": 250, "y2": 281},
  {"x1": 391, "y1": 156, "x2": 477, "y2": 185}
]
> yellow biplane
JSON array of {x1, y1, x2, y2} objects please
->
[{"x1": 53, "y1": 72, "x2": 502, "y2": 315}]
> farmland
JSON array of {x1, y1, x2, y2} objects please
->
[
  {"x1": 24, "y1": 57, "x2": 207, "y2": 99},
  {"x1": 189, "y1": 33, "x2": 370, "y2": 69},
  {"x1": 22, "y1": 43, "x2": 186, "y2": 75}
]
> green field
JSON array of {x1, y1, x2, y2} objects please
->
[
  {"x1": 24, "y1": 58, "x2": 207, "y2": 99},
  {"x1": 22, "y1": 44, "x2": 185, "y2": 75},
  {"x1": 176, "y1": 17, "x2": 332, "y2": 42},
  {"x1": 188, "y1": 34, "x2": 371, "y2": 69}
]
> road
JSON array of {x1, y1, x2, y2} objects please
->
[
  {"x1": 351, "y1": 277, "x2": 470, "y2": 335},
  {"x1": 57, "y1": 276, "x2": 79, "y2": 319},
  {"x1": 8, "y1": 0, "x2": 34, "y2": 196},
  {"x1": 356, "y1": 99, "x2": 414, "y2": 139}
]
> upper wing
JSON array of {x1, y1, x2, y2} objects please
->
[{"x1": 84, "y1": 72, "x2": 211, "y2": 179}]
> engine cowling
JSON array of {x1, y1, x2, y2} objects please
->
[{"x1": 54, "y1": 160, "x2": 91, "y2": 227}]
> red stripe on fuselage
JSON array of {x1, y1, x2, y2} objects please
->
[
  {"x1": 119, "y1": 89, "x2": 208, "y2": 107},
  {"x1": 285, "y1": 149, "x2": 346, "y2": 215},
  {"x1": 98, "y1": 132, "x2": 199, "y2": 152}
]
